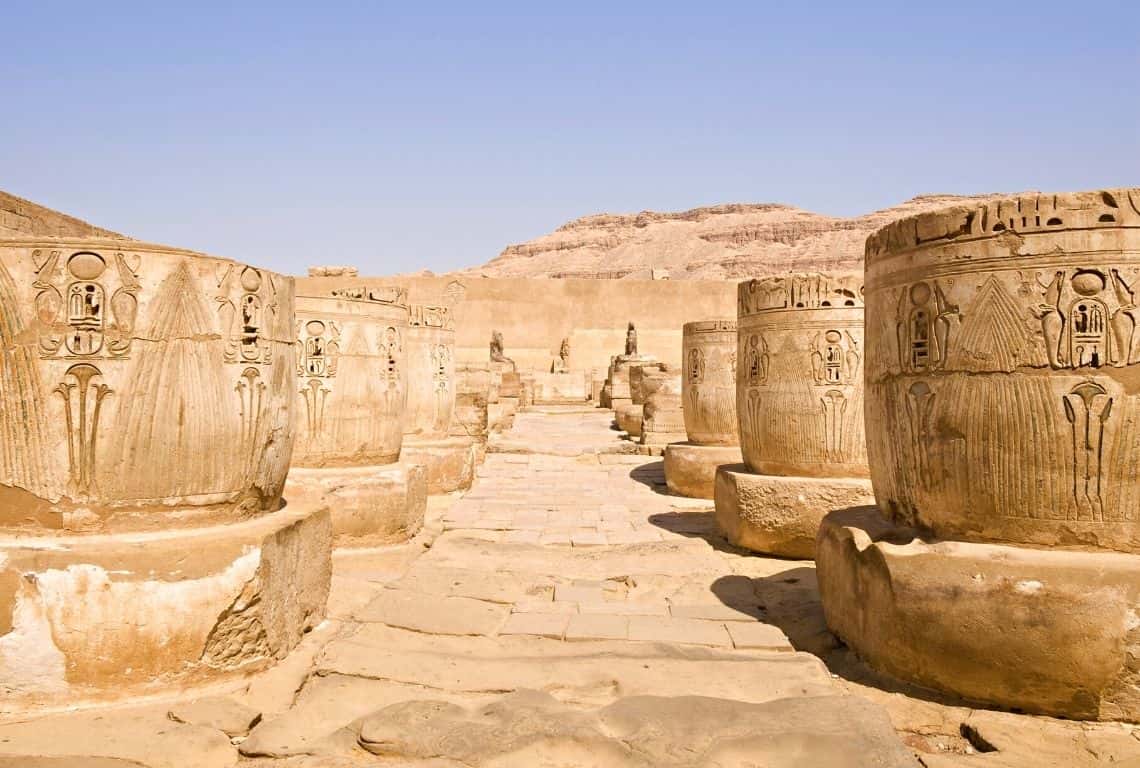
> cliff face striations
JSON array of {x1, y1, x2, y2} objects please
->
[{"x1": 468, "y1": 194, "x2": 1007, "y2": 280}]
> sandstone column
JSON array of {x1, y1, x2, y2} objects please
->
[
  {"x1": 664, "y1": 320, "x2": 743, "y2": 498},
  {"x1": 285, "y1": 284, "x2": 426, "y2": 545},
  {"x1": 818, "y1": 189, "x2": 1140, "y2": 721},
  {"x1": 399, "y1": 302, "x2": 479, "y2": 493},
  {"x1": 640, "y1": 367, "x2": 685, "y2": 454},
  {"x1": 0, "y1": 239, "x2": 330, "y2": 705},
  {"x1": 714, "y1": 273, "x2": 874, "y2": 557}
]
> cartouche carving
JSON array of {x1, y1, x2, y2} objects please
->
[
  {"x1": 216, "y1": 264, "x2": 278, "y2": 365},
  {"x1": 34, "y1": 249, "x2": 140, "y2": 359}
]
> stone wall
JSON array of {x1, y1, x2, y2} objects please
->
[{"x1": 298, "y1": 275, "x2": 737, "y2": 374}]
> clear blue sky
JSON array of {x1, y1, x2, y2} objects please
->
[{"x1": 3, "y1": 2, "x2": 1138, "y2": 275}]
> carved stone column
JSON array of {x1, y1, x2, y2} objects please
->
[
  {"x1": 664, "y1": 319, "x2": 744, "y2": 498},
  {"x1": 0, "y1": 238, "x2": 329, "y2": 704},
  {"x1": 714, "y1": 273, "x2": 874, "y2": 557},
  {"x1": 285, "y1": 284, "x2": 426, "y2": 545},
  {"x1": 400, "y1": 303, "x2": 478, "y2": 494},
  {"x1": 817, "y1": 189, "x2": 1140, "y2": 721}
]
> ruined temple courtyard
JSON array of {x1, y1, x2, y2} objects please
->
[{"x1": 1, "y1": 407, "x2": 1136, "y2": 768}]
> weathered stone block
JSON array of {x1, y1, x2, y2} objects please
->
[
  {"x1": 817, "y1": 506, "x2": 1140, "y2": 721},
  {"x1": 713, "y1": 465, "x2": 873, "y2": 558},
  {"x1": 663, "y1": 442, "x2": 742, "y2": 499},
  {"x1": 285, "y1": 462, "x2": 426, "y2": 545},
  {"x1": 399, "y1": 435, "x2": 478, "y2": 494}
]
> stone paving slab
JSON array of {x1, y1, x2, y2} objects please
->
[
  {"x1": 627, "y1": 616, "x2": 734, "y2": 647},
  {"x1": 356, "y1": 589, "x2": 510, "y2": 636},
  {"x1": 499, "y1": 611, "x2": 570, "y2": 639}
]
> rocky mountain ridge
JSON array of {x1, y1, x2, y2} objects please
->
[{"x1": 467, "y1": 194, "x2": 1008, "y2": 280}]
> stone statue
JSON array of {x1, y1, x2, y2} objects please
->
[
  {"x1": 490, "y1": 330, "x2": 514, "y2": 366},
  {"x1": 552, "y1": 337, "x2": 571, "y2": 373},
  {"x1": 625, "y1": 323, "x2": 638, "y2": 357}
]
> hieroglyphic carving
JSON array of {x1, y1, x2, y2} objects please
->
[
  {"x1": 409, "y1": 303, "x2": 454, "y2": 330},
  {"x1": 235, "y1": 367, "x2": 265, "y2": 477},
  {"x1": 1034, "y1": 268, "x2": 1139, "y2": 369},
  {"x1": 687, "y1": 346, "x2": 705, "y2": 386},
  {"x1": 432, "y1": 342, "x2": 451, "y2": 421},
  {"x1": 330, "y1": 285, "x2": 409, "y2": 307},
  {"x1": 820, "y1": 389, "x2": 848, "y2": 462},
  {"x1": 895, "y1": 281, "x2": 958, "y2": 372},
  {"x1": 865, "y1": 189, "x2": 1140, "y2": 550},
  {"x1": 298, "y1": 320, "x2": 340, "y2": 379},
  {"x1": 379, "y1": 326, "x2": 402, "y2": 391},
  {"x1": 1064, "y1": 381, "x2": 1113, "y2": 518},
  {"x1": 300, "y1": 378, "x2": 330, "y2": 437},
  {"x1": 739, "y1": 273, "x2": 863, "y2": 316},
  {"x1": 33, "y1": 250, "x2": 140, "y2": 359},
  {"x1": 904, "y1": 381, "x2": 935, "y2": 489},
  {"x1": 217, "y1": 265, "x2": 277, "y2": 365},
  {"x1": 811, "y1": 330, "x2": 860, "y2": 385},
  {"x1": 745, "y1": 334, "x2": 769, "y2": 386},
  {"x1": 866, "y1": 189, "x2": 1140, "y2": 260},
  {"x1": 55, "y1": 363, "x2": 111, "y2": 497}
]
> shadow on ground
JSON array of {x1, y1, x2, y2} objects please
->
[
  {"x1": 628, "y1": 459, "x2": 672, "y2": 495},
  {"x1": 644, "y1": 498, "x2": 981, "y2": 711}
]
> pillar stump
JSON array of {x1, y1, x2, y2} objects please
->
[
  {"x1": 665, "y1": 320, "x2": 743, "y2": 498},
  {"x1": 818, "y1": 189, "x2": 1140, "y2": 721},
  {"x1": 0, "y1": 239, "x2": 329, "y2": 707},
  {"x1": 714, "y1": 274, "x2": 873, "y2": 557},
  {"x1": 286, "y1": 286, "x2": 425, "y2": 545}
]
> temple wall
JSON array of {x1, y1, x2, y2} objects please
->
[{"x1": 298, "y1": 275, "x2": 737, "y2": 374}]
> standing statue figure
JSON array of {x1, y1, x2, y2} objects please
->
[
  {"x1": 625, "y1": 322, "x2": 638, "y2": 357},
  {"x1": 490, "y1": 329, "x2": 514, "y2": 366},
  {"x1": 553, "y1": 337, "x2": 571, "y2": 373}
]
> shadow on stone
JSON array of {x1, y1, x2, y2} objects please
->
[
  {"x1": 707, "y1": 561, "x2": 981, "y2": 711},
  {"x1": 628, "y1": 460, "x2": 668, "y2": 494},
  {"x1": 646, "y1": 510, "x2": 744, "y2": 555}
]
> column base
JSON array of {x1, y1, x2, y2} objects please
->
[
  {"x1": 400, "y1": 436, "x2": 479, "y2": 494},
  {"x1": 285, "y1": 461, "x2": 427, "y2": 546},
  {"x1": 817, "y1": 506, "x2": 1140, "y2": 722},
  {"x1": 664, "y1": 443, "x2": 743, "y2": 499},
  {"x1": 0, "y1": 505, "x2": 331, "y2": 710},
  {"x1": 615, "y1": 403, "x2": 643, "y2": 437},
  {"x1": 713, "y1": 466, "x2": 874, "y2": 558},
  {"x1": 488, "y1": 397, "x2": 519, "y2": 434}
]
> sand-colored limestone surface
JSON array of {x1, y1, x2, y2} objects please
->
[
  {"x1": 3, "y1": 411, "x2": 1137, "y2": 766},
  {"x1": 0, "y1": 239, "x2": 330, "y2": 706},
  {"x1": 818, "y1": 188, "x2": 1140, "y2": 723},
  {"x1": 664, "y1": 320, "x2": 743, "y2": 498}
]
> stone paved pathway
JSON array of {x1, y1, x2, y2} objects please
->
[{"x1": 1, "y1": 408, "x2": 1137, "y2": 767}]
